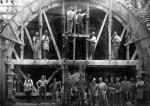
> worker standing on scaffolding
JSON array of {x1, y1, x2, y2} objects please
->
[
  {"x1": 42, "y1": 29, "x2": 50, "y2": 59},
  {"x1": 75, "y1": 9, "x2": 86, "y2": 34},
  {"x1": 87, "y1": 31, "x2": 96, "y2": 59},
  {"x1": 33, "y1": 31, "x2": 41, "y2": 59},
  {"x1": 111, "y1": 31, "x2": 121, "y2": 59},
  {"x1": 62, "y1": 34, "x2": 69, "y2": 59},
  {"x1": 66, "y1": 6, "x2": 76, "y2": 35}
]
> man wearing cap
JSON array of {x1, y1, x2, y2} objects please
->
[
  {"x1": 108, "y1": 77, "x2": 116, "y2": 106},
  {"x1": 89, "y1": 77, "x2": 97, "y2": 106},
  {"x1": 42, "y1": 29, "x2": 50, "y2": 59},
  {"x1": 97, "y1": 77, "x2": 109, "y2": 106},
  {"x1": 115, "y1": 77, "x2": 122, "y2": 105}
]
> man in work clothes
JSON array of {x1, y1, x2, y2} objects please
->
[
  {"x1": 108, "y1": 77, "x2": 116, "y2": 106},
  {"x1": 42, "y1": 29, "x2": 50, "y2": 59},
  {"x1": 76, "y1": 75, "x2": 87, "y2": 105},
  {"x1": 66, "y1": 6, "x2": 76, "y2": 34},
  {"x1": 87, "y1": 31, "x2": 97, "y2": 59},
  {"x1": 97, "y1": 77, "x2": 109, "y2": 106},
  {"x1": 36, "y1": 75, "x2": 48, "y2": 101},
  {"x1": 115, "y1": 77, "x2": 122, "y2": 105},
  {"x1": 24, "y1": 74, "x2": 33, "y2": 102},
  {"x1": 33, "y1": 31, "x2": 41, "y2": 59},
  {"x1": 63, "y1": 76, "x2": 72, "y2": 104},
  {"x1": 89, "y1": 77, "x2": 97, "y2": 106},
  {"x1": 112, "y1": 31, "x2": 122, "y2": 59},
  {"x1": 75, "y1": 9, "x2": 86, "y2": 34}
]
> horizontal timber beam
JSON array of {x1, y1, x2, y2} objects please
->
[{"x1": 7, "y1": 59, "x2": 139, "y2": 66}]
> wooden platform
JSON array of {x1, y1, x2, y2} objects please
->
[{"x1": 6, "y1": 59, "x2": 139, "y2": 66}]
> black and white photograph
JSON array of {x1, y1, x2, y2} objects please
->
[{"x1": 0, "y1": 0, "x2": 150, "y2": 106}]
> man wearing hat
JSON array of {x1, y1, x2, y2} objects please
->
[
  {"x1": 97, "y1": 77, "x2": 109, "y2": 106},
  {"x1": 89, "y1": 77, "x2": 97, "y2": 106},
  {"x1": 115, "y1": 77, "x2": 122, "y2": 105}
]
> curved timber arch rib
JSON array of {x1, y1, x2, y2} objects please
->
[{"x1": 0, "y1": 0, "x2": 150, "y2": 85}]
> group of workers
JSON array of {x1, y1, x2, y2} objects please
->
[
  {"x1": 33, "y1": 30, "x2": 50, "y2": 60},
  {"x1": 62, "y1": 74, "x2": 144, "y2": 106},
  {"x1": 32, "y1": 6, "x2": 121, "y2": 60},
  {"x1": 23, "y1": 74, "x2": 61, "y2": 103},
  {"x1": 23, "y1": 70, "x2": 145, "y2": 105}
]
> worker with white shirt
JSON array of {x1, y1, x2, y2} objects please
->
[
  {"x1": 87, "y1": 31, "x2": 96, "y2": 59},
  {"x1": 112, "y1": 31, "x2": 122, "y2": 59}
]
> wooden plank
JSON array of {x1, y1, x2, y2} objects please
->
[
  {"x1": 89, "y1": 13, "x2": 108, "y2": 59},
  {"x1": 43, "y1": 11, "x2": 61, "y2": 60},
  {"x1": 86, "y1": 0, "x2": 90, "y2": 60},
  {"x1": 69, "y1": 34, "x2": 89, "y2": 37},
  {"x1": 20, "y1": 27, "x2": 24, "y2": 60},
  {"x1": 12, "y1": 49, "x2": 20, "y2": 60},
  {"x1": 7, "y1": 59, "x2": 138, "y2": 66},
  {"x1": 108, "y1": 14, "x2": 112, "y2": 60},
  {"x1": 95, "y1": 13, "x2": 108, "y2": 48},
  {"x1": 121, "y1": 28, "x2": 126, "y2": 40},
  {"x1": 131, "y1": 49, "x2": 138, "y2": 60},
  {"x1": 126, "y1": 45, "x2": 130, "y2": 60},
  {"x1": 24, "y1": 27, "x2": 34, "y2": 51},
  {"x1": 38, "y1": 10, "x2": 42, "y2": 59},
  {"x1": 47, "y1": 67, "x2": 60, "y2": 84}
]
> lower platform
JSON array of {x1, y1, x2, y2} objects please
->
[{"x1": 6, "y1": 59, "x2": 139, "y2": 66}]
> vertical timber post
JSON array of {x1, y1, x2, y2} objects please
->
[
  {"x1": 86, "y1": 0, "x2": 89, "y2": 60},
  {"x1": 39, "y1": 0, "x2": 42, "y2": 59},
  {"x1": 73, "y1": 1, "x2": 77, "y2": 60},
  {"x1": 20, "y1": 3, "x2": 24, "y2": 60},
  {"x1": 126, "y1": 45, "x2": 130, "y2": 60},
  {"x1": 108, "y1": 0, "x2": 113, "y2": 60},
  {"x1": 6, "y1": 64, "x2": 15, "y2": 100}
]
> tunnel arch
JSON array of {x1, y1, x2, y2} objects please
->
[{"x1": 0, "y1": 0, "x2": 150, "y2": 90}]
